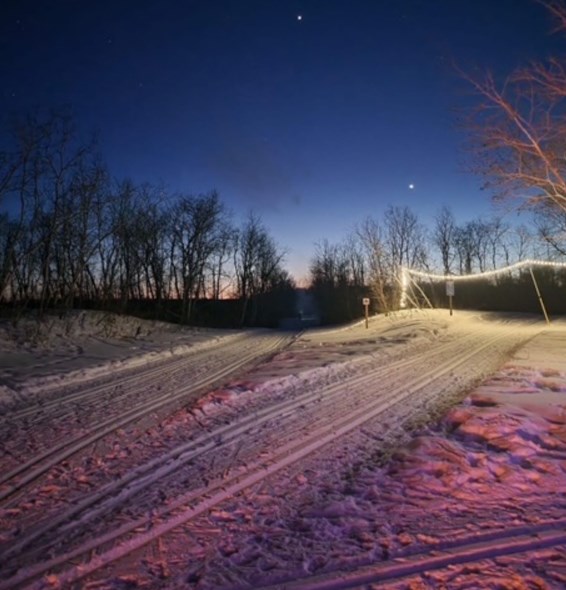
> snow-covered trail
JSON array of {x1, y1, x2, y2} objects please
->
[
  {"x1": 0, "y1": 331, "x2": 293, "y2": 508},
  {"x1": 0, "y1": 314, "x2": 545, "y2": 589}
]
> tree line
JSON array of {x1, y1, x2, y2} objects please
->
[
  {"x1": 5, "y1": 3, "x2": 566, "y2": 328},
  {"x1": 308, "y1": 203, "x2": 566, "y2": 323},
  {"x1": 310, "y1": 1, "x2": 566, "y2": 324},
  {"x1": 2, "y1": 108, "x2": 566, "y2": 329},
  {"x1": 0, "y1": 110, "x2": 294, "y2": 327}
]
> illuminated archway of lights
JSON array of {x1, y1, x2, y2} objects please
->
[{"x1": 400, "y1": 259, "x2": 566, "y2": 308}]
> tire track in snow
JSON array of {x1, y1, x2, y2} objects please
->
[{"x1": 0, "y1": 322, "x2": 542, "y2": 589}]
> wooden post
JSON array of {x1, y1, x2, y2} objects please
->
[
  {"x1": 529, "y1": 266, "x2": 550, "y2": 325},
  {"x1": 445, "y1": 280, "x2": 455, "y2": 317},
  {"x1": 362, "y1": 297, "x2": 370, "y2": 329}
]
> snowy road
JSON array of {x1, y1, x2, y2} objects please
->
[{"x1": 0, "y1": 312, "x2": 555, "y2": 588}]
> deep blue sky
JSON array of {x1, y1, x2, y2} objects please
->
[{"x1": 1, "y1": 0, "x2": 563, "y2": 279}]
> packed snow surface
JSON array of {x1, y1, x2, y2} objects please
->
[{"x1": 1, "y1": 309, "x2": 566, "y2": 589}]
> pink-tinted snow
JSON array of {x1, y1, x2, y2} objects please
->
[{"x1": 2, "y1": 310, "x2": 566, "y2": 589}]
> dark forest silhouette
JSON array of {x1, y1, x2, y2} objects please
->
[{"x1": 1, "y1": 107, "x2": 566, "y2": 329}]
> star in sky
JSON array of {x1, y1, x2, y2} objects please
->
[{"x1": 0, "y1": 0, "x2": 558, "y2": 281}]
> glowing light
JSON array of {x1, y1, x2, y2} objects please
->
[
  {"x1": 404, "y1": 259, "x2": 566, "y2": 282},
  {"x1": 297, "y1": 14, "x2": 303, "y2": 21},
  {"x1": 400, "y1": 259, "x2": 566, "y2": 308},
  {"x1": 409, "y1": 183, "x2": 415, "y2": 190}
]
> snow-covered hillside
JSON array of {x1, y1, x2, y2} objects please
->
[{"x1": 1, "y1": 309, "x2": 566, "y2": 589}]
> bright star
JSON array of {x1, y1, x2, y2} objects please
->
[
  {"x1": 297, "y1": 15, "x2": 303, "y2": 21},
  {"x1": 409, "y1": 183, "x2": 415, "y2": 190}
]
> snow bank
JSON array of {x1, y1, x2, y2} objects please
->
[{"x1": 0, "y1": 310, "x2": 236, "y2": 408}]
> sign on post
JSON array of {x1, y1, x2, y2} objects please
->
[
  {"x1": 446, "y1": 280, "x2": 455, "y2": 316},
  {"x1": 362, "y1": 297, "x2": 370, "y2": 329}
]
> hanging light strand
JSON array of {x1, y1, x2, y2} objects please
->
[{"x1": 402, "y1": 259, "x2": 566, "y2": 283}]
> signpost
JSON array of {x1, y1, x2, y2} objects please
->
[
  {"x1": 362, "y1": 297, "x2": 370, "y2": 329},
  {"x1": 445, "y1": 280, "x2": 454, "y2": 316}
]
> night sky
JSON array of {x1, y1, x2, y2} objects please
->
[{"x1": 1, "y1": 0, "x2": 563, "y2": 279}]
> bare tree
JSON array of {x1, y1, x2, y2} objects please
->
[
  {"x1": 384, "y1": 205, "x2": 428, "y2": 306},
  {"x1": 310, "y1": 240, "x2": 342, "y2": 288},
  {"x1": 110, "y1": 180, "x2": 141, "y2": 308},
  {"x1": 353, "y1": 208, "x2": 429, "y2": 312},
  {"x1": 343, "y1": 234, "x2": 365, "y2": 287},
  {"x1": 484, "y1": 216, "x2": 511, "y2": 269},
  {"x1": 463, "y1": 2, "x2": 566, "y2": 215},
  {"x1": 384, "y1": 205, "x2": 428, "y2": 270},
  {"x1": 534, "y1": 205, "x2": 566, "y2": 257},
  {"x1": 125, "y1": 185, "x2": 171, "y2": 311},
  {"x1": 0, "y1": 109, "x2": 101, "y2": 311},
  {"x1": 511, "y1": 223, "x2": 535, "y2": 261},
  {"x1": 235, "y1": 213, "x2": 287, "y2": 326},
  {"x1": 309, "y1": 235, "x2": 367, "y2": 322},
  {"x1": 208, "y1": 223, "x2": 236, "y2": 300},
  {"x1": 433, "y1": 205, "x2": 456, "y2": 274},
  {"x1": 0, "y1": 110, "x2": 298, "y2": 327},
  {"x1": 88, "y1": 179, "x2": 120, "y2": 304},
  {"x1": 356, "y1": 217, "x2": 392, "y2": 312},
  {"x1": 454, "y1": 221, "x2": 481, "y2": 274},
  {"x1": 170, "y1": 191, "x2": 227, "y2": 323}
]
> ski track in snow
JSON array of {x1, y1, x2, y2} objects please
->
[
  {"x1": 1, "y1": 310, "x2": 566, "y2": 589},
  {"x1": 0, "y1": 331, "x2": 292, "y2": 505}
]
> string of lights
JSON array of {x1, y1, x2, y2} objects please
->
[
  {"x1": 401, "y1": 259, "x2": 566, "y2": 283},
  {"x1": 399, "y1": 259, "x2": 566, "y2": 310}
]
